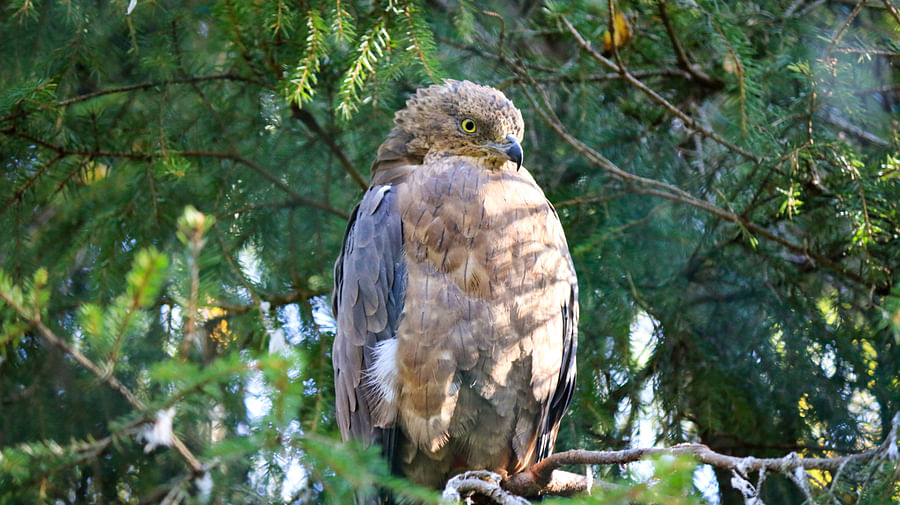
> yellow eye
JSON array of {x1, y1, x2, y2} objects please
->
[{"x1": 460, "y1": 118, "x2": 477, "y2": 133}]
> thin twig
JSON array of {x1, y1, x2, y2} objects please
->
[
  {"x1": 559, "y1": 15, "x2": 762, "y2": 163},
  {"x1": 657, "y1": 0, "x2": 721, "y2": 87},
  {"x1": 513, "y1": 73, "x2": 871, "y2": 289},
  {"x1": 0, "y1": 290, "x2": 204, "y2": 473},
  {"x1": 825, "y1": 0, "x2": 869, "y2": 61},
  {"x1": 505, "y1": 416, "x2": 899, "y2": 497},
  {"x1": 0, "y1": 128, "x2": 348, "y2": 220},
  {"x1": 56, "y1": 73, "x2": 266, "y2": 108},
  {"x1": 884, "y1": 0, "x2": 900, "y2": 26},
  {"x1": 291, "y1": 105, "x2": 368, "y2": 190}
]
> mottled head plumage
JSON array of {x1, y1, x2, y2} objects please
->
[{"x1": 392, "y1": 80, "x2": 525, "y2": 168}]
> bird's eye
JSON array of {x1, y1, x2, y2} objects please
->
[{"x1": 460, "y1": 118, "x2": 477, "y2": 133}]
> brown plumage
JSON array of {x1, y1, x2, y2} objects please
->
[{"x1": 332, "y1": 80, "x2": 578, "y2": 493}]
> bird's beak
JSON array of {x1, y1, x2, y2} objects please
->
[{"x1": 503, "y1": 135, "x2": 523, "y2": 171}]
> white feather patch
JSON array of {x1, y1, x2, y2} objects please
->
[{"x1": 364, "y1": 339, "x2": 399, "y2": 426}]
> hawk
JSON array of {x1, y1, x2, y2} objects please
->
[{"x1": 332, "y1": 80, "x2": 578, "y2": 491}]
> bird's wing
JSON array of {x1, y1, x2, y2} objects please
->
[
  {"x1": 332, "y1": 182, "x2": 406, "y2": 471},
  {"x1": 504, "y1": 194, "x2": 578, "y2": 467},
  {"x1": 537, "y1": 211, "x2": 578, "y2": 460}
]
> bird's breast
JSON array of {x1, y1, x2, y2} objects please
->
[
  {"x1": 400, "y1": 158, "x2": 557, "y2": 300},
  {"x1": 388, "y1": 157, "x2": 571, "y2": 456}
]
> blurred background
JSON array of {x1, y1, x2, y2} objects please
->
[{"x1": 1, "y1": 1, "x2": 898, "y2": 503}]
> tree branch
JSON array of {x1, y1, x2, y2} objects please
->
[
  {"x1": 656, "y1": 0, "x2": 722, "y2": 88},
  {"x1": 0, "y1": 73, "x2": 265, "y2": 124},
  {"x1": 884, "y1": 0, "x2": 900, "y2": 26},
  {"x1": 178, "y1": 150, "x2": 350, "y2": 219},
  {"x1": 825, "y1": 0, "x2": 869, "y2": 61},
  {"x1": 291, "y1": 105, "x2": 368, "y2": 190},
  {"x1": 558, "y1": 15, "x2": 762, "y2": 163},
  {"x1": 0, "y1": 290, "x2": 204, "y2": 474},
  {"x1": 1, "y1": 152, "x2": 64, "y2": 215},
  {"x1": 55, "y1": 73, "x2": 266, "y2": 107},
  {"x1": 443, "y1": 471, "x2": 530, "y2": 505},
  {"x1": 512, "y1": 72, "x2": 873, "y2": 291},
  {"x1": 0, "y1": 129, "x2": 349, "y2": 220},
  {"x1": 501, "y1": 414, "x2": 899, "y2": 498}
]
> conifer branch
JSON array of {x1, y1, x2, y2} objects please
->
[
  {"x1": 15, "y1": 419, "x2": 147, "y2": 490},
  {"x1": 291, "y1": 105, "x2": 368, "y2": 190},
  {"x1": 288, "y1": 10, "x2": 326, "y2": 105},
  {"x1": 502, "y1": 417, "x2": 899, "y2": 497},
  {"x1": 178, "y1": 150, "x2": 350, "y2": 219},
  {"x1": 513, "y1": 72, "x2": 873, "y2": 290},
  {"x1": 558, "y1": 15, "x2": 762, "y2": 163},
  {"x1": 443, "y1": 35, "x2": 696, "y2": 87},
  {"x1": 400, "y1": 0, "x2": 439, "y2": 82},
  {"x1": 1, "y1": 152, "x2": 63, "y2": 215},
  {"x1": 55, "y1": 74, "x2": 266, "y2": 108},
  {"x1": 1, "y1": 129, "x2": 151, "y2": 160},
  {"x1": 704, "y1": 13, "x2": 749, "y2": 136},
  {"x1": 337, "y1": 12, "x2": 391, "y2": 118},
  {"x1": 331, "y1": 0, "x2": 356, "y2": 42},
  {"x1": 825, "y1": 0, "x2": 869, "y2": 61},
  {"x1": 106, "y1": 254, "x2": 164, "y2": 372},
  {"x1": 0, "y1": 73, "x2": 263, "y2": 124},
  {"x1": 0, "y1": 128, "x2": 349, "y2": 219},
  {"x1": 222, "y1": 0, "x2": 265, "y2": 79},
  {"x1": 531, "y1": 68, "x2": 694, "y2": 83},
  {"x1": 656, "y1": 0, "x2": 721, "y2": 88},
  {"x1": 0, "y1": 289, "x2": 204, "y2": 473},
  {"x1": 884, "y1": 0, "x2": 900, "y2": 26}
]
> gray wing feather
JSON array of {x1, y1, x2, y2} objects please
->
[
  {"x1": 537, "y1": 281, "x2": 578, "y2": 461},
  {"x1": 332, "y1": 184, "x2": 406, "y2": 456},
  {"x1": 537, "y1": 203, "x2": 579, "y2": 462}
]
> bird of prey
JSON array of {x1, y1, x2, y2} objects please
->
[{"x1": 332, "y1": 80, "x2": 578, "y2": 490}]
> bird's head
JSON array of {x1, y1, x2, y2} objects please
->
[{"x1": 393, "y1": 80, "x2": 525, "y2": 170}]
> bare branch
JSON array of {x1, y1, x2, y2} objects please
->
[
  {"x1": 444, "y1": 471, "x2": 530, "y2": 505},
  {"x1": 55, "y1": 73, "x2": 266, "y2": 107},
  {"x1": 512, "y1": 72, "x2": 873, "y2": 290},
  {"x1": 504, "y1": 416, "x2": 899, "y2": 497},
  {"x1": 558, "y1": 15, "x2": 762, "y2": 163},
  {"x1": 291, "y1": 105, "x2": 368, "y2": 190},
  {"x1": 656, "y1": 0, "x2": 721, "y2": 87},
  {"x1": 0, "y1": 128, "x2": 349, "y2": 220}
]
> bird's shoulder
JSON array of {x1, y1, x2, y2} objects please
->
[{"x1": 371, "y1": 128, "x2": 421, "y2": 187}]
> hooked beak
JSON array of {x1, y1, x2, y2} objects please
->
[{"x1": 502, "y1": 135, "x2": 523, "y2": 171}]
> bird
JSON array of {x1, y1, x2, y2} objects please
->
[{"x1": 331, "y1": 80, "x2": 578, "y2": 494}]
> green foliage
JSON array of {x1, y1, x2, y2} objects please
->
[
  {"x1": 280, "y1": 1, "x2": 443, "y2": 117},
  {"x1": 337, "y1": 11, "x2": 394, "y2": 118},
  {"x1": 1, "y1": 0, "x2": 899, "y2": 504},
  {"x1": 545, "y1": 456, "x2": 703, "y2": 505}
]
